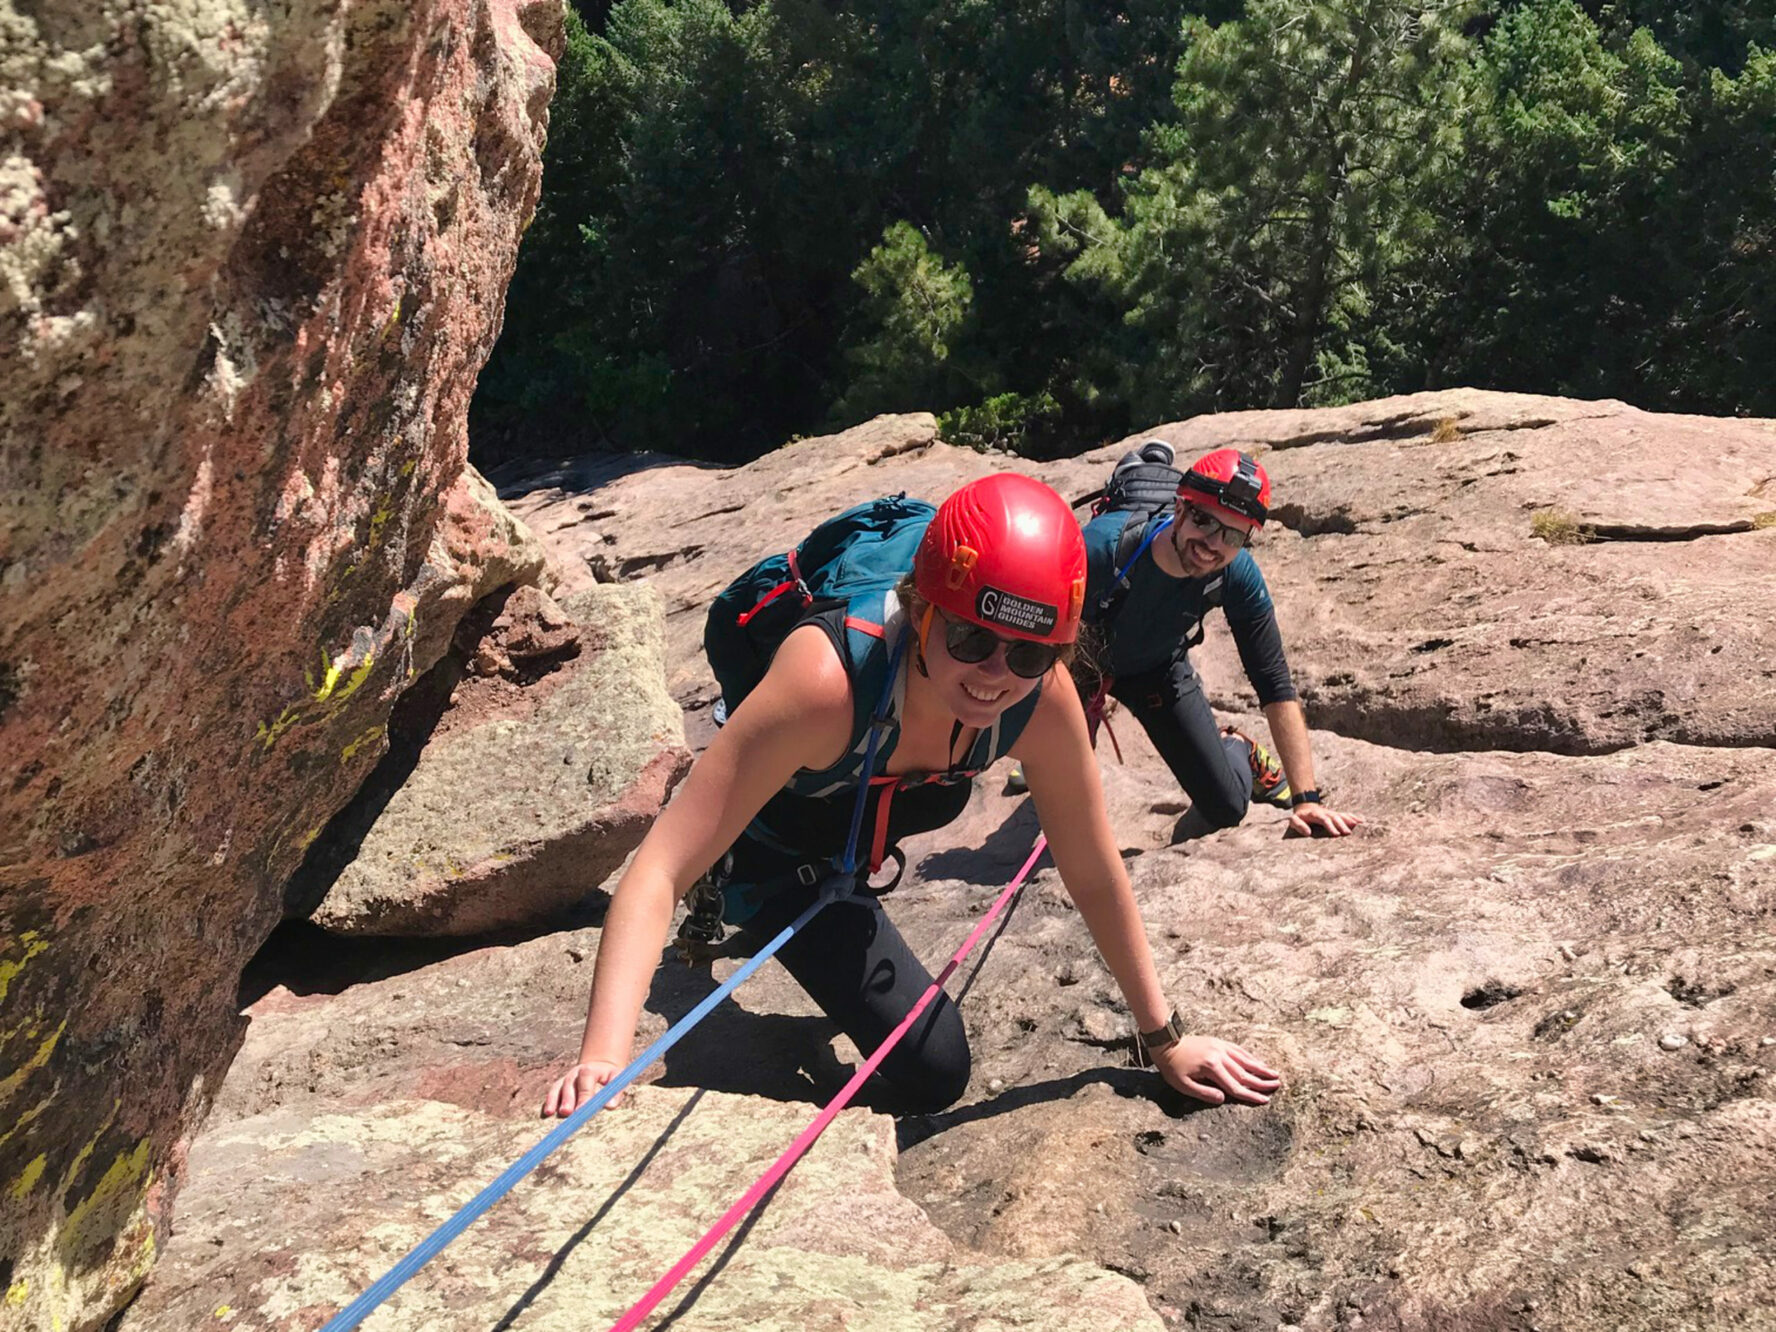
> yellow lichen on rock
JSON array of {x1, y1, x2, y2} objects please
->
[
  {"x1": 0, "y1": 932, "x2": 49, "y2": 1005},
  {"x1": 255, "y1": 704, "x2": 301, "y2": 750},
  {"x1": 0, "y1": 1019, "x2": 67, "y2": 1106},
  {"x1": 60, "y1": 1140, "x2": 154, "y2": 1263},
  {"x1": 340, "y1": 724, "x2": 386, "y2": 764},
  {"x1": 10, "y1": 1155, "x2": 47, "y2": 1200}
]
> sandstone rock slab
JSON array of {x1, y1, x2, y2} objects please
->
[
  {"x1": 144, "y1": 724, "x2": 1776, "y2": 1332},
  {"x1": 308, "y1": 583, "x2": 691, "y2": 936},
  {"x1": 1081, "y1": 390, "x2": 1776, "y2": 754},
  {"x1": 503, "y1": 393, "x2": 1776, "y2": 758},
  {"x1": 120, "y1": 1089, "x2": 1163, "y2": 1332},
  {"x1": 885, "y1": 732, "x2": 1776, "y2": 1332},
  {"x1": 492, "y1": 398, "x2": 1775, "y2": 1330}
]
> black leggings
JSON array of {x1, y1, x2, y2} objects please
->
[
  {"x1": 1110, "y1": 655, "x2": 1254, "y2": 829},
  {"x1": 738, "y1": 882, "x2": 970, "y2": 1114}
]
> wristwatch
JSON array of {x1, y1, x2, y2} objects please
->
[
  {"x1": 1137, "y1": 1008, "x2": 1186, "y2": 1057},
  {"x1": 1288, "y1": 788, "x2": 1323, "y2": 808}
]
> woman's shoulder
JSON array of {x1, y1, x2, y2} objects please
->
[
  {"x1": 744, "y1": 621, "x2": 858, "y2": 769},
  {"x1": 767, "y1": 621, "x2": 854, "y2": 706}
]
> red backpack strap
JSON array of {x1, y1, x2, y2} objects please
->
[
  {"x1": 868, "y1": 776, "x2": 898, "y2": 874},
  {"x1": 735, "y1": 549, "x2": 809, "y2": 627}
]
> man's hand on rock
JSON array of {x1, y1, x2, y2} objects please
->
[
  {"x1": 541, "y1": 1060, "x2": 627, "y2": 1117},
  {"x1": 1283, "y1": 801, "x2": 1363, "y2": 839},
  {"x1": 1152, "y1": 1036, "x2": 1280, "y2": 1106}
]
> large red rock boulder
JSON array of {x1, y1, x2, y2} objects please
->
[{"x1": 0, "y1": 3, "x2": 562, "y2": 1328}]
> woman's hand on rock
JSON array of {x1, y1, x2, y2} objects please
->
[
  {"x1": 541, "y1": 1060, "x2": 626, "y2": 1117},
  {"x1": 1152, "y1": 1037, "x2": 1280, "y2": 1106}
]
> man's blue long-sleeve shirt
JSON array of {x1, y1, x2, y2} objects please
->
[{"x1": 1081, "y1": 510, "x2": 1297, "y2": 703}]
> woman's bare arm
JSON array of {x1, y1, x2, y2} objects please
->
[
  {"x1": 1015, "y1": 668, "x2": 1280, "y2": 1106},
  {"x1": 545, "y1": 625, "x2": 853, "y2": 1112}
]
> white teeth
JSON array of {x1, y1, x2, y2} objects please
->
[{"x1": 962, "y1": 682, "x2": 1005, "y2": 703}]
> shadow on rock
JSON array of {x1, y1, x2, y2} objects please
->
[
  {"x1": 494, "y1": 1088, "x2": 708, "y2": 1331},
  {"x1": 651, "y1": 1175, "x2": 790, "y2": 1331},
  {"x1": 646, "y1": 955, "x2": 852, "y2": 1108},
  {"x1": 895, "y1": 1066, "x2": 1235, "y2": 1152},
  {"x1": 484, "y1": 450, "x2": 722, "y2": 501},
  {"x1": 917, "y1": 799, "x2": 1045, "y2": 886},
  {"x1": 238, "y1": 897, "x2": 609, "y2": 1006}
]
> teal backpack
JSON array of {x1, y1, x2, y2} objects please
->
[
  {"x1": 704, "y1": 493, "x2": 933, "y2": 741},
  {"x1": 701, "y1": 490, "x2": 1037, "y2": 837}
]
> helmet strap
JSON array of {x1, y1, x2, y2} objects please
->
[{"x1": 915, "y1": 603, "x2": 934, "y2": 677}]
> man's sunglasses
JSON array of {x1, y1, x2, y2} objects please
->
[
  {"x1": 1177, "y1": 502, "x2": 1253, "y2": 550},
  {"x1": 942, "y1": 615, "x2": 1065, "y2": 679}
]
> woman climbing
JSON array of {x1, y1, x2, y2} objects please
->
[{"x1": 542, "y1": 473, "x2": 1279, "y2": 1117}]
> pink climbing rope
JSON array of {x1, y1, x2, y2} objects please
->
[{"x1": 606, "y1": 833, "x2": 1051, "y2": 1332}]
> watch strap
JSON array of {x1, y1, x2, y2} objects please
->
[
  {"x1": 1288, "y1": 787, "x2": 1323, "y2": 809},
  {"x1": 1137, "y1": 1007, "x2": 1185, "y2": 1054}
]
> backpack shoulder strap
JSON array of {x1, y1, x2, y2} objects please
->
[
  {"x1": 1095, "y1": 513, "x2": 1170, "y2": 627},
  {"x1": 1113, "y1": 513, "x2": 1151, "y2": 572},
  {"x1": 781, "y1": 591, "x2": 907, "y2": 799},
  {"x1": 1181, "y1": 571, "x2": 1227, "y2": 651},
  {"x1": 1202, "y1": 570, "x2": 1226, "y2": 609}
]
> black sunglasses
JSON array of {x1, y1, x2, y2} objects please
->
[
  {"x1": 942, "y1": 615, "x2": 1065, "y2": 679},
  {"x1": 1177, "y1": 502, "x2": 1252, "y2": 549}
]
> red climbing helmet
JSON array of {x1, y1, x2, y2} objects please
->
[
  {"x1": 913, "y1": 473, "x2": 1087, "y2": 645},
  {"x1": 1179, "y1": 448, "x2": 1270, "y2": 526}
]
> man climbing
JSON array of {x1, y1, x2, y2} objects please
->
[{"x1": 1072, "y1": 443, "x2": 1362, "y2": 840}]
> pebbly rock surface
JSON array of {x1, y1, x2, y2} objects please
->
[
  {"x1": 120, "y1": 1087, "x2": 1161, "y2": 1332},
  {"x1": 304, "y1": 582, "x2": 693, "y2": 936},
  {"x1": 127, "y1": 394, "x2": 1774, "y2": 1332},
  {"x1": 0, "y1": 3, "x2": 562, "y2": 1329},
  {"x1": 889, "y1": 729, "x2": 1776, "y2": 1331}
]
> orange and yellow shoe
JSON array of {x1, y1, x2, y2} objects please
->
[{"x1": 1223, "y1": 726, "x2": 1292, "y2": 808}]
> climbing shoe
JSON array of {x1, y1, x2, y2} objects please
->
[
  {"x1": 1224, "y1": 726, "x2": 1292, "y2": 808},
  {"x1": 1004, "y1": 761, "x2": 1028, "y2": 795}
]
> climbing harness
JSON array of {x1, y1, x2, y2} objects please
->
[
  {"x1": 606, "y1": 834, "x2": 1051, "y2": 1332},
  {"x1": 675, "y1": 852, "x2": 733, "y2": 963},
  {"x1": 676, "y1": 618, "x2": 936, "y2": 963}
]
